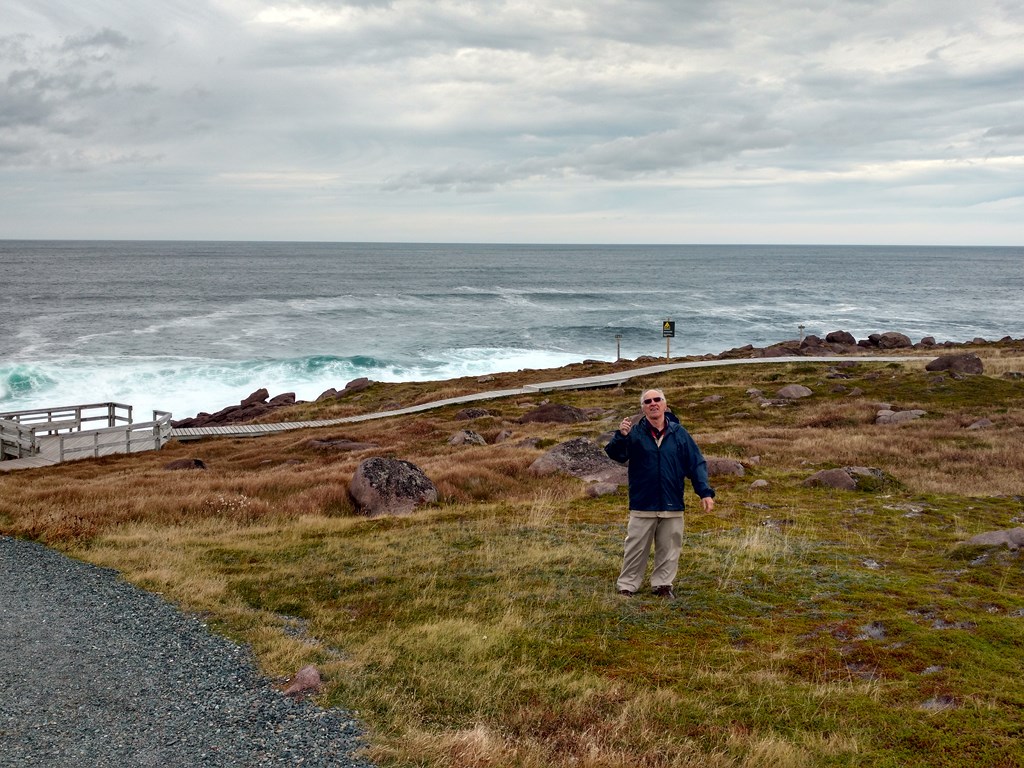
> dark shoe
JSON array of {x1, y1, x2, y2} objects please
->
[
  {"x1": 618, "y1": 589, "x2": 635, "y2": 597},
  {"x1": 652, "y1": 585, "x2": 676, "y2": 598}
]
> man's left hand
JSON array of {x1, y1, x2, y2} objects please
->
[{"x1": 701, "y1": 497, "x2": 715, "y2": 513}]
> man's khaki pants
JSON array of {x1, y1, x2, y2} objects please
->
[{"x1": 616, "y1": 513, "x2": 684, "y2": 593}]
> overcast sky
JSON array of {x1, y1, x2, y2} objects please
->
[{"x1": 1, "y1": 0, "x2": 1022, "y2": 244}]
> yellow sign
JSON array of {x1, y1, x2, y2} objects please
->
[{"x1": 662, "y1": 321, "x2": 675, "y2": 338}]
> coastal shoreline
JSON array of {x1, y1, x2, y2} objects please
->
[{"x1": 171, "y1": 329, "x2": 1024, "y2": 427}]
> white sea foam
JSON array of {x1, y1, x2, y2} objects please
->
[{"x1": 0, "y1": 346, "x2": 601, "y2": 422}]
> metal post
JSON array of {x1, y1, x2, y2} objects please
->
[{"x1": 614, "y1": 334, "x2": 622, "y2": 361}]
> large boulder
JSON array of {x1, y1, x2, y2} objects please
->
[
  {"x1": 960, "y1": 528, "x2": 1024, "y2": 551},
  {"x1": 925, "y1": 353, "x2": 984, "y2": 375},
  {"x1": 448, "y1": 429, "x2": 487, "y2": 446},
  {"x1": 777, "y1": 384, "x2": 813, "y2": 399},
  {"x1": 803, "y1": 468, "x2": 857, "y2": 490},
  {"x1": 519, "y1": 403, "x2": 589, "y2": 424},
  {"x1": 875, "y1": 409, "x2": 927, "y2": 425},
  {"x1": 240, "y1": 388, "x2": 269, "y2": 407},
  {"x1": 706, "y1": 458, "x2": 745, "y2": 477},
  {"x1": 171, "y1": 388, "x2": 300, "y2": 427},
  {"x1": 349, "y1": 457, "x2": 438, "y2": 517},
  {"x1": 876, "y1": 332, "x2": 913, "y2": 349},
  {"x1": 528, "y1": 437, "x2": 627, "y2": 485},
  {"x1": 826, "y1": 330, "x2": 857, "y2": 345},
  {"x1": 804, "y1": 466, "x2": 892, "y2": 491}
]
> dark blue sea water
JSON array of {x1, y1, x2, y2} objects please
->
[{"x1": 2, "y1": 241, "x2": 1022, "y2": 419}]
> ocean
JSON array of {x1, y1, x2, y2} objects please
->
[{"x1": 2, "y1": 241, "x2": 1022, "y2": 421}]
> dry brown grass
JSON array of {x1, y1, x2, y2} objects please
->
[{"x1": 4, "y1": 348, "x2": 1024, "y2": 768}]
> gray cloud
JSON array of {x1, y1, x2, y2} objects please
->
[{"x1": 0, "y1": 0, "x2": 1021, "y2": 242}]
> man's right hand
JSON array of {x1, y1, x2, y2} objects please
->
[{"x1": 618, "y1": 418, "x2": 632, "y2": 435}]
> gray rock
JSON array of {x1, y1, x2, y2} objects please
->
[
  {"x1": 876, "y1": 409, "x2": 927, "y2": 425},
  {"x1": 528, "y1": 437, "x2": 627, "y2": 485},
  {"x1": 776, "y1": 384, "x2": 813, "y2": 399},
  {"x1": 586, "y1": 482, "x2": 620, "y2": 498},
  {"x1": 749, "y1": 479, "x2": 769, "y2": 490},
  {"x1": 919, "y1": 696, "x2": 958, "y2": 712},
  {"x1": 448, "y1": 429, "x2": 487, "y2": 446},
  {"x1": 966, "y1": 418, "x2": 993, "y2": 430},
  {"x1": 961, "y1": 528, "x2": 1024, "y2": 551},
  {"x1": 706, "y1": 458, "x2": 745, "y2": 477},
  {"x1": 349, "y1": 457, "x2": 438, "y2": 517}
]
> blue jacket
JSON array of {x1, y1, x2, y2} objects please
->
[{"x1": 605, "y1": 417, "x2": 715, "y2": 512}]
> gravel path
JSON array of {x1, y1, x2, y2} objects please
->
[{"x1": 0, "y1": 536, "x2": 377, "y2": 767}]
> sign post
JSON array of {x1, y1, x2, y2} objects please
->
[{"x1": 662, "y1": 319, "x2": 675, "y2": 359}]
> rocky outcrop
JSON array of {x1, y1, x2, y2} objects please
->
[
  {"x1": 349, "y1": 457, "x2": 438, "y2": 517},
  {"x1": 317, "y1": 377, "x2": 373, "y2": 401},
  {"x1": 714, "y1": 329, "x2": 1009, "y2": 360},
  {"x1": 172, "y1": 389, "x2": 300, "y2": 428},
  {"x1": 528, "y1": 437, "x2": 627, "y2": 485}
]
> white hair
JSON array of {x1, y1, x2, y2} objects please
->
[{"x1": 639, "y1": 388, "x2": 666, "y2": 406}]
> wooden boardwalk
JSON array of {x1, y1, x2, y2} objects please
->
[
  {"x1": 2, "y1": 355, "x2": 924, "y2": 468},
  {"x1": 0, "y1": 404, "x2": 172, "y2": 472}
]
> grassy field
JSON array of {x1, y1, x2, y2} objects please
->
[{"x1": 3, "y1": 346, "x2": 1024, "y2": 767}]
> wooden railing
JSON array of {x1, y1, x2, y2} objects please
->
[
  {"x1": 0, "y1": 418, "x2": 35, "y2": 459},
  {"x1": 0, "y1": 403, "x2": 173, "y2": 463}
]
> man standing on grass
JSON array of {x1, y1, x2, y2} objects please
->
[{"x1": 605, "y1": 388, "x2": 715, "y2": 598}]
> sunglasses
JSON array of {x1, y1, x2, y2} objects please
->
[{"x1": 642, "y1": 396, "x2": 663, "y2": 405}]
